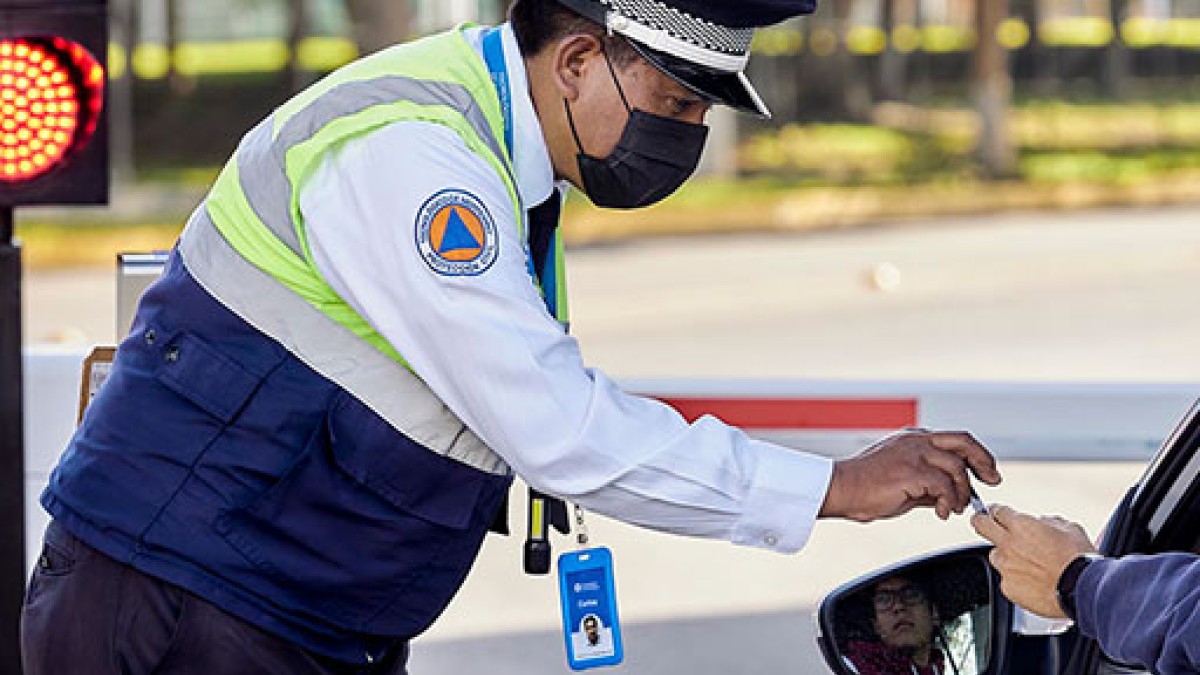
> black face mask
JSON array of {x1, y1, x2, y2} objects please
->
[{"x1": 565, "y1": 50, "x2": 709, "y2": 210}]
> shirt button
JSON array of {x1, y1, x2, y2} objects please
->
[
  {"x1": 165, "y1": 346, "x2": 180, "y2": 363},
  {"x1": 764, "y1": 534, "x2": 779, "y2": 547},
  {"x1": 144, "y1": 329, "x2": 156, "y2": 345}
]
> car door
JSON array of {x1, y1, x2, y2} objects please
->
[{"x1": 814, "y1": 398, "x2": 1200, "y2": 675}]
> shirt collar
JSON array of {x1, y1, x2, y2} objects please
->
[{"x1": 468, "y1": 24, "x2": 557, "y2": 209}]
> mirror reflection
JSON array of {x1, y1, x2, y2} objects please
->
[{"x1": 830, "y1": 558, "x2": 992, "y2": 675}]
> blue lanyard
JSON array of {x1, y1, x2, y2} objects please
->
[
  {"x1": 482, "y1": 28, "x2": 515, "y2": 163},
  {"x1": 482, "y1": 27, "x2": 562, "y2": 323}
]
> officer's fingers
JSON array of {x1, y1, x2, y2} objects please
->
[
  {"x1": 909, "y1": 467, "x2": 957, "y2": 520},
  {"x1": 929, "y1": 431, "x2": 1002, "y2": 485},
  {"x1": 908, "y1": 495, "x2": 938, "y2": 517},
  {"x1": 919, "y1": 448, "x2": 970, "y2": 512},
  {"x1": 935, "y1": 496, "x2": 952, "y2": 520}
]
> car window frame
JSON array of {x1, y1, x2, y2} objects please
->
[{"x1": 1126, "y1": 398, "x2": 1200, "y2": 554}]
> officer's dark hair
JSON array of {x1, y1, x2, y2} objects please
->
[{"x1": 509, "y1": 0, "x2": 638, "y2": 67}]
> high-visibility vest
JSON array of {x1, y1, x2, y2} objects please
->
[{"x1": 42, "y1": 26, "x2": 554, "y2": 665}]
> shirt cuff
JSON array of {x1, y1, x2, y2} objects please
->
[{"x1": 730, "y1": 440, "x2": 834, "y2": 554}]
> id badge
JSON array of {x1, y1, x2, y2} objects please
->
[{"x1": 558, "y1": 547, "x2": 624, "y2": 670}]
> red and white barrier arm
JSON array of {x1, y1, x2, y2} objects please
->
[
  {"x1": 629, "y1": 379, "x2": 1200, "y2": 462},
  {"x1": 19, "y1": 350, "x2": 1200, "y2": 572}
]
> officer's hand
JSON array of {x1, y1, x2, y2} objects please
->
[
  {"x1": 972, "y1": 503, "x2": 1098, "y2": 619},
  {"x1": 819, "y1": 429, "x2": 1001, "y2": 522}
]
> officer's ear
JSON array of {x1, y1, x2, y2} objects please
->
[{"x1": 551, "y1": 33, "x2": 604, "y2": 102}]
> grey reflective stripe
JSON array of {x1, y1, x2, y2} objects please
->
[
  {"x1": 179, "y1": 203, "x2": 510, "y2": 477},
  {"x1": 236, "y1": 76, "x2": 512, "y2": 259},
  {"x1": 233, "y1": 116, "x2": 305, "y2": 256}
]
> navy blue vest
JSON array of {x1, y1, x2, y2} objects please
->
[{"x1": 43, "y1": 250, "x2": 513, "y2": 663}]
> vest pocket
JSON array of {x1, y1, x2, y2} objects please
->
[
  {"x1": 215, "y1": 393, "x2": 503, "y2": 633},
  {"x1": 51, "y1": 328, "x2": 279, "y2": 537},
  {"x1": 156, "y1": 331, "x2": 266, "y2": 424}
]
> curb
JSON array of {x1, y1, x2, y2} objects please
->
[{"x1": 562, "y1": 172, "x2": 1200, "y2": 244}]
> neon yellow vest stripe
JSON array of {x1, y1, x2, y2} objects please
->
[{"x1": 203, "y1": 26, "x2": 567, "y2": 366}]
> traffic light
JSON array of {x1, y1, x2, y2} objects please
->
[
  {"x1": 0, "y1": 5, "x2": 108, "y2": 675},
  {"x1": 0, "y1": 0, "x2": 108, "y2": 206}
]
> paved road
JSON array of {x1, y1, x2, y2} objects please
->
[
  {"x1": 27, "y1": 204, "x2": 1200, "y2": 382},
  {"x1": 566, "y1": 204, "x2": 1200, "y2": 383},
  {"x1": 21, "y1": 204, "x2": 1198, "y2": 673}
]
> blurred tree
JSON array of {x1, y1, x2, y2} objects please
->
[
  {"x1": 345, "y1": 0, "x2": 412, "y2": 56},
  {"x1": 832, "y1": 0, "x2": 872, "y2": 120},
  {"x1": 165, "y1": 0, "x2": 193, "y2": 91},
  {"x1": 111, "y1": 0, "x2": 140, "y2": 180},
  {"x1": 1104, "y1": 0, "x2": 1130, "y2": 97},
  {"x1": 907, "y1": 0, "x2": 934, "y2": 103},
  {"x1": 973, "y1": 0, "x2": 1016, "y2": 176},
  {"x1": 285, "y1": 0, "x2": 312, "y2": 91},
  {"x1": 877, "y1": 0, "x2": 907, "y2": 101},
  {"x1": 1014, "y1": 0, "x2": 1057, "y2": 95}
]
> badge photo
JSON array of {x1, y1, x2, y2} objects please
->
[
  {"x1": 558, "y1": 547, "x2": 624, "y2": 670},
  {"x1": 415, "y1": 189, "x2": 499, "y2": 276}
]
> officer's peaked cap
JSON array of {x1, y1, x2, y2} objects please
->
[{"x1": 554, "y1": 0, "x2": 818, "y2": 117}]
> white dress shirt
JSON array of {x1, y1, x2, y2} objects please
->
[{"x1": 299, "y1": 24, "x2": 833, "y2": 553}]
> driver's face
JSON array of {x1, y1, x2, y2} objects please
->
[{"x1": 871, "y1": 577, "x2": 935, "y2": 651}]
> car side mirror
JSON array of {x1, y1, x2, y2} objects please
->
[{"x1": 816, "y1": 544, "x2": 1012, "y2": 675}]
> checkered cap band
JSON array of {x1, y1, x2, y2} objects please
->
[{"x1": 601, "y1": 0, "x2": 755, "y2": 56}]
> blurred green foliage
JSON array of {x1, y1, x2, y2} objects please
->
[
  {"x1": 1022, "y1": 147, "x2": 1200, "y2": 184},
  {"x1": 741, "y1": 124, "x2": 967, "y2": 185},
  {"x1": 741, "y1": 102, "x2": 1200, "y2": 186},
  {"x1": 19, "y1": 100, "x2": 1200, "y2": 267}
]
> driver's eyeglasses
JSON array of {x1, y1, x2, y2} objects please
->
[{"x1": 872, "y1": 586, "x2": 926, "y2": 610}]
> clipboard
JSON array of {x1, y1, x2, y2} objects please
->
[{"x1": 77, "y1": 346, "x2": 116, "y2": 424}]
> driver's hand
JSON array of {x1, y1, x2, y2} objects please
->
[{"x1": 972, "y1": 503, "x2": 1098, "y2": 619}]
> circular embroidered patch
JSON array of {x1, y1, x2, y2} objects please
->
[{"x1": 415, "y1": 189, "x2": 499, "y2": 276}]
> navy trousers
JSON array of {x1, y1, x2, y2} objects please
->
[{"x1": 21, "y1": 520, "x2": 410, "y2": 675}]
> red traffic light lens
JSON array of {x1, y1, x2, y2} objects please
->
[{"x1": 0, "y1": 37, "x2": 105, "y2": 183}]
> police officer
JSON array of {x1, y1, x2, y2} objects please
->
[{"x1": 22, "y1": 1, "x2": 1001, "y2": 673}]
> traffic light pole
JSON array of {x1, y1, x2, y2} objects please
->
[{"x1": 0, "y1": 206, "x2": 25, "y2": 675}]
